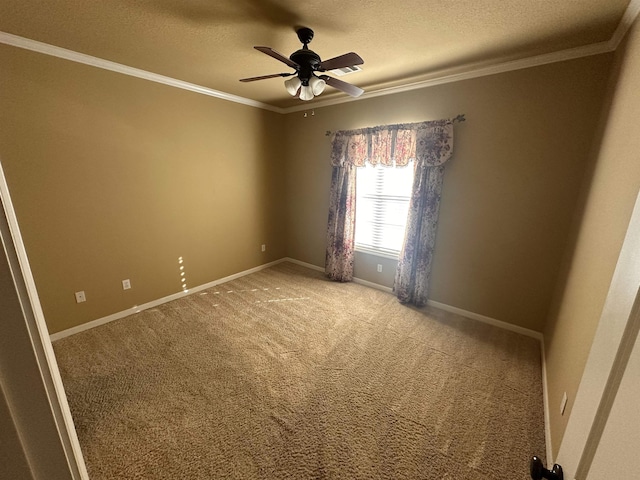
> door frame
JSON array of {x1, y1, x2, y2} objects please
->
[
  {"x1": 557, "y1": 188, "x2": 640, "y2": 479},
  {"x1": 0, "y1": 161, "x2": 89, "y2": 479}
]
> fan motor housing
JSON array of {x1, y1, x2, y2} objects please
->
[
  {"x1": 290, "y1": 49, "x2": 321, "y2": 68},
  {"x1": 290, "y1": 49, "x2": 321, "y2": 84}
]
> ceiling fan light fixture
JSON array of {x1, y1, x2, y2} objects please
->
[
  {"x1": 243, "y1": 27, "x2": 364, "y2": 101},
  {"x1": 299, "y1": 85, "x2": 315, "y2": 101},
  {"x1": 309, "y1": 75, "x2": 326, "y2": 96},
  {"x1": 284, "y1": 76, "x2": 301, "y2": 96}
]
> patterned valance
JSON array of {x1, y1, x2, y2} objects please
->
[{"x1": 330, "y1": 118, "x2": 455, "y2": 168}]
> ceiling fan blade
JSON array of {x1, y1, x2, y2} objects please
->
[
  {"x1": 240, "y1": 73, "x2": 294, "y2": 82},
  {"x1": 318, "y1": 52, "x2": 364, "y2": 71},
  {"x1": 254, "y1": 46, "x2": 299, "y2": 68},
  {"x1": 319, "y1": 75, "x2": 364, "y2": 97}
]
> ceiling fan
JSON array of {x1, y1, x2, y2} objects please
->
[{"x1": 240, "y1": 27, "x2": 364, "y2": 101}]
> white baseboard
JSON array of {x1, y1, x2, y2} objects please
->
[
  {"x1": 283, "y1": 257, "x2": 395, "y2": 293},
  {"x1": 284, "y1": 257, "x2": 543, "y2": 337},
  {"x1": 426, "y1": 299, "x2": 543, "y2": 341},
  {"x1": 352, "y1": 277, "x2": 394, "y2": 293},
  {"x1": 541, "y1": 338, "x2": 554, "y2": 464},
  {"x1": 50, "y1": 258, "x2": 288, "y2": 342},
  {"x1": 422, "y1": 299, "x2": 550, "y2": 461},
  {"x1": 430, "y1": 299, "x2": 550, "y2": 460},
  {"x1": 283, "y1": 257, "x2": 324, "y2": 273}
]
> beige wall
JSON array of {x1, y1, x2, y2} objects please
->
[
  {"x1": 544, "y1": 18, "x2": 640, "y2": 458},
  {"x1": 0, "y1": 45, "x2": 286, "y2": 334},
  {"x1": 283, "y1": 55, "x2": 613, "y2": 332}
]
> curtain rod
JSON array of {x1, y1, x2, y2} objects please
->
[{"x1": 325, "y1": 114, "x2": 465, "y2": 136}]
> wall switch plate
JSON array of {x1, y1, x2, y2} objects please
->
[
  {"x1": 261, "y1": 244, "x2": 266, "y2": 252},
  {"x1": 377, "y1": 264, "x2": 383, "y2": 273},
  {"x1": 560, "y1": 392, "x2": 568, "y2": 415},
  {"x1": 75, "y1": 291, "x2": 86, "y2": 303},
  {"x1": 122, "y1": 279, "x2": 131, "y2": 290}
]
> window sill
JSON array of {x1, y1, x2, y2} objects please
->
[{"x1": 354, "y1": 246, "x2": 400, "y2": 261}]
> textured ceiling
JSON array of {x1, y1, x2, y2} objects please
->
[{"x1": 0, "y1": 0, "x2": 630, "y2": 108}]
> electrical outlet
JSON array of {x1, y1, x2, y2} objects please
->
[
  {"x1": 75, "y1": 291, "x2": 86, "y2": 303},
  {"x1": 122, "y1": 279, "x2": 131, "y2": 290},
  {"x1": 261, "y1": 244, "x2": 266, "y2": 252},
  {"x1": 560, "y1": 392, "x2": 568, "y2": 415},
  {"x1": 377, "y1": 264, "x2": 383, "y2": 273}
]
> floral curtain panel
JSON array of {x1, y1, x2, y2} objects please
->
[
  {"x1": 395, "y1": 122, "x2": 454, "y2": 306},
  {"x1": 326, "y1": 119, "x2": 456, "y2": 296},
  {"x1": 325, "y1": 161, "x2": 356, "y2": 281}
]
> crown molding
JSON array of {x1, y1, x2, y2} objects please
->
[
  {"x1": 1, "y1": 0, "x2": 639, "y2": 115},
  {"x1": 283, "y1": 40, "x2": 614, "y2": 113},
  {"x1": 609, "y1": 0, "x2": 640, "y2": 49},
  {"x1": 0, "y1": 31, "x2": 285, "y2": 114},
  {"x1": 289, "y1": 0, "x2": 640, "y2": 114}
]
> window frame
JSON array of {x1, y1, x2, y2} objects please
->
[{"x1": 354, "y1": 163, "x2": 413, "y2": 259}]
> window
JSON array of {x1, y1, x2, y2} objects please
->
[{"x1": 355, "y1": 163, "x2": 414, "y2": 258}]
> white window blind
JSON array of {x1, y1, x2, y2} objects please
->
[{"x1": 355, "y1": 164, "x2": 414, "y2": 257}]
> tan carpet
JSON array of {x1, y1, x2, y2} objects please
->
[{"x1": 54, "y1": 262, "x2": 545, "y2": 479}]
